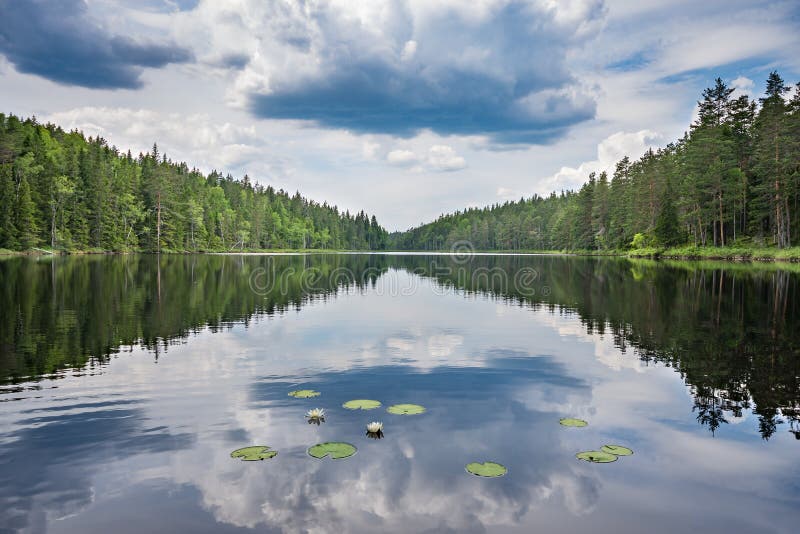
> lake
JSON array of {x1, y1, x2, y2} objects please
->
[{"x1": 0, "y1": 253, "x2": 798, "y2": 533}]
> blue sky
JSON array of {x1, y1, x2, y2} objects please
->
[{"x1": 1, "y1": 0, "x2": 798, "y2": 230}]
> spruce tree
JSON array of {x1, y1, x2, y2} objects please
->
[
  {"x1": 655, "y1": 183, "x2": 681, "y2": 246},
  {"x1": 0, "y1": 165, "x2": 18, "y2": 249},
  {"x1": 14, "y1": 176, "x2": 38, "y2": 249}
]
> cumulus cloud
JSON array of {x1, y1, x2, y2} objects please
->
[
  {"x1": 386, "y1": 144, "x2": 466, "y2": 172},
  {"x1": 45, "y1": 107, "x2": 290, "y2": 177},
  {"x1": 427, "y1": 145, "x2": 467, "y2": 171},
  {"x1": 542, "y1": 129, "x2": 662, "y2": 191},
  {"x1": 4, "y1": 0, "x2": 800, "y2": 231},
  {"x1": 387, "y1": 149, "x2": 420, "y2": 167},
  {"x1": 362, "y1": 140, "x2": 382, "y2": 160},
  {"x1": 731, "y1": 75, "x2": 755, "y2": 98},
  {"x1": 0, "y1": 0, "x2": 193, "y2": 89},
  {"x1": 179, "y1": 0, "x2": 604, "y2": 143}
]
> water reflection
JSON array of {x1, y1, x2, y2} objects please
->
[
  {"x1": 393, "y1": 256, "x2": 800, "y2": 440},
  {"x1": 0, "y1": 399, "x2": 193, "y2": 530},
  {"x1": 1, "y1": 254, "x2": 797, "y2": 440},
  {"x1": 0, "y1": 254, "x2": 799, "y2": 533}
]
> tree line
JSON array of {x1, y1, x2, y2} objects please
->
[
  {"x1": 0, "y1": 115, "x2": 388, "y2": 252},
  {"x1": 392, "y1": 72, "x2": 800, "y2": 251}
]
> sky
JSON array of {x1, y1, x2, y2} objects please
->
[{"x1": 1, "y1": 0, "x2": 799, "y2": 231}]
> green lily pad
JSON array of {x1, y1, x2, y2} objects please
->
[
  {"x1": 230, "y1": 446, "x2": 278, "y2": 461},
  {"x1": 601, "y1": 444, "x2": 634, "y2": 456},
  {"x1": 559, "y1": 418, "x2": 588, "y2": 427},
  {"x1": 387, "y1": 403, "x2": 426, "y2": 415},
  {"x1": 576, "y1": 450, "x2": 618, "y2": 463},
  {"x1": 307, "y1": 442, "x2": 357, "y2": 460},
  {"x1": 466, "y1": 461, "x2": 507, "y2": 477},
  {"x1": 288, "y1": 389, "x2": 320, "y2": 398},
  {"x1": 343, "y1": 399, "x2": 382, "y2": 410}
]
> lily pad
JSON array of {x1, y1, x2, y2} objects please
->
[
  {"x1": 230, "y1": 446, "x2": 278, "y2": 461},
  {"x1": 343, "y1": 399, "x2": 382, "y2": 410},
  {"x1": 307, "y1": 442, "x2": 357, "y2": 460},
  {"x1": 466, "y1": 461, "x2": 507, "y2": 477},
  {"x1": 559, "y1": 418, "x2": 588, "y2": 427},
  {"x1": 288, "y1": 389, "x2": 320, "y2": 398},
  {"x1": 387, "y1": 403, "x2": 426, "y2": 415},
  {"x1": 601, "y1": 444, "x2": 634, "y2": 456},
  {"x1": 576, "y1": 450, "x2": 617, "y2": 463}
]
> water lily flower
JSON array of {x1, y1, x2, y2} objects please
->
[
  {"x1": 366, "y1": 421, "x2": 383, "y2": 433},
  {"x1": 306, "y1": 408, "x2": 325, "y2": 424}
]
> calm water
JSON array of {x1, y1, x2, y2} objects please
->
[{"x1": 0, "y1": 254, "x2": 798, "y2": 533}]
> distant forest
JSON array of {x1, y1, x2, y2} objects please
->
[
  {"x1": 0, "y1": 115, "x2": 388, "y2": 252},
  {"x1": 2, "y1": 71, "x2": 798, "y2": 255},
  {"x1": 393, "y1": 72, "x2": 800, "y2": 251}
]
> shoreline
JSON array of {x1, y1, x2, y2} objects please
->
[{"x1": 3, "y1": 247, "x2": 800, "y2": 264}]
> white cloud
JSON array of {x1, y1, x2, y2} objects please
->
[
  {"x1": 386, "y1": 149, "x2": 419, "y2": 167},
  {"x1": 401, "y1": 39, "x2": 417, "y2": 61},
  {"x1": 2, "y1": 0, "x2": 799, "y2": 231},
  {"x1": 362, "y1": 140, "x2": 381, "y2": 160},
  {"x1": 385, "y1": 144, "x2": 466, "y2": 172},
  {"x1": 542, "y1": 129, "x2": 662, "y2": 191},
  {"x1": 731, "y1": 75, "x2": 755, "y2": 98},
  {"x1": 46, "y1": 106, "x2": 275, "y2": 173},
  {"x1": 656, "y1": 24, "x2": 795, "y2": 77},
  {"x1": 426, "y1": 145, "x2": 467, "y2": 171},
  {"x1": 427, "y1": 333, "x2": 463, "y2": 357},
  {"x1": 176, "y1": 0, "x2": 603, "y2": 142}
]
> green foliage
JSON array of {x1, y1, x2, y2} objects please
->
[
  {"x1": 307, "y1": 442, "x2": 357, "y2": 459},
  {"x1": 288, "y1": 389, "x2": 320, "y2": 398},
  {"x1": 465, "y1": 461, "x2": 507, "y2": 477},
  {"x1": 630, "y1": 233, "x2": 651, "y2": 250},
  {"x1": 386, "y1": 403, "x2": 426, "y2": 415},
  {"x1": 230, "y1": 446, "x2": 278, "y2": 461},
  {"x1": 0, "y1": 165, "x2": 19, "y2": 249},
  {"x1": 342, "y1": 399, "x2": 382, "y2": 410},
  {"x1": 559, "y1": 418, "x2": 588, "y2": 427},
  {"x1": 0, "y1": 114, "x2": 388, "y2": 252},
  {"x1": 393, "y1": 72, "x2": 800, "y2": 251},
  {"x1": 576, "y1": 450, "x2": 618, "y2": 463},
  {"x1": 14, "y1": 176, "x2": 39, "y2": 249},
  {"x1": 600, "y1": 445, "x2": 633, "y2": 456},
  {"x1": 654, "y1": 184, "x2": 681, "y2": 246}
]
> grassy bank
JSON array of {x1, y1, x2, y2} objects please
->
[
  {"x1": 627, "y1": 245, "x2": 800, "y2": 262},
  {"x1": 390, "y1": 246, "x2": 800, "y2": 263},
  {"x1": 469, "y1": 245, "x2": 800, "y2": 262},
  {"x1": 4, "y1": 246, "x2": 800, "y2": 263}
]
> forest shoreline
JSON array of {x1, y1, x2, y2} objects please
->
[{"x1": 3, "y1": 246, "x2": 800, "y2": 263}]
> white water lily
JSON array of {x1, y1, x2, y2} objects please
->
[
  {"x1": 366, "y1": 421, "x2": 383, "y2": 433},
  {"x1": 306, "y1": 408, "x2": 325, "y2": 420}
]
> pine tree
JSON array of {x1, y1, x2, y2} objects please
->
[
  {"x1": 752, "y1": 71, "x2": 792, "y2": 247},
  {"x1": 14, "y1": 176, "x2": 38, "y2": 249},
  {"x1": 655, "y1": 182, "x2": 681, "y2": 246},
  {"x1": 0, "y1": 165, "x2": 18, "y2": 249},
  {"x1": 591, "y1": 172, "x2": 610, "y2": 249}
]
